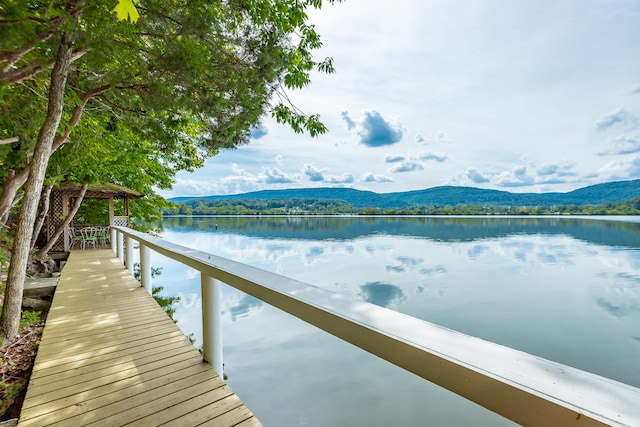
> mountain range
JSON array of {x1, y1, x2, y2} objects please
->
[{"x1": 169, "y1": 179, "x2": 640, "y2": 208}]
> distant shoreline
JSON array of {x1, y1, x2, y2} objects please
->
[{"x1": 161, "y1": 213, "x2": 640, "y2": 220}]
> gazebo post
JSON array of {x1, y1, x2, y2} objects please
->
[
  {"x1": 62, "y1": 194, "x2": 70, "y2": 252},
  {"x1": 109, "y1": 195, "x2": 115, "y2": 225}
]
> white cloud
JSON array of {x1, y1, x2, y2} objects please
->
[
  {"x1": 595, "y1": 108, "x2": 638, "y2": 131},
  {"x1": 466, "y1": 168, "x2": 490, "y2": 184},
  {"x1": 263, "y1": 167, "x2": 299, "y2": 184},
  {"x1": 341, "y1": 111, "x2": 356, "y2": 130},
  {"x1": 391, "y1": 161, "x2": 424, "y2": 173},
  {"x1": 459, "y1": 161, "x2": 578, "y2": 189},
  {"x1": 536, "y1": 161, "x2": 576, "y2": 177},
  {"x1": 342, "y1": 110, "x2": 405, "y2": 147},
  {"x1": 385, "y1": 154, "x2": 405, "y2": 163},
  {"x1": 599, "y1": 134, "x2": 640, "y2": 155},
  {"x1": 303, "y1": 163, "x2": 326, "y2": 182},
  {"x1": 250, "y1": 124, "x2": 269, "y2": 139},
  {"x1": 599, "y1": 156, "x2": 640, "y2": 180},
  {"x1": 302, "y1": 163, "x2": 355, "y2": 184},
  {"x1": 494, "y1": 166, "x2": 535, "y2": 188},
  {"x1": 181, "y1": 164, "x2": 300, "y2": 195},
  {"x1": 418, "y1": 151, "x2": 447, "y2": 163},
  {"x1": 360, "y1": 172, "x2": 393, "y2": 183},
  {"x1": 414, "y1": 131, "x2": 449, "y2": 145},
  {"x1": 165, "y1": 179, "x2": 220, "y2": 197},
  {"x1": 327, "y1": 173, "x2": 355, "y2": 184}
]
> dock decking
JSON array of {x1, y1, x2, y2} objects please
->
[{"x1": 19, "y1": 250, "x2": 262, "y2": 426}]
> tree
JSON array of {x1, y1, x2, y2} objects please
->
[
  {"x1": 0, "y1": 13, "x2": 78, "y2": 343},
  {"x1": 0, "y1": 0, "x2": 341, "y2": 344}
]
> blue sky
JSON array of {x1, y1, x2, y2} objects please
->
[{"x1": 159, "y1": 0, "x2": 640, "y2": 198}]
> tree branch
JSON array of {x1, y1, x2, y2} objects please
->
[
  {"x1": 0, "y1": 137, "x2": 19, "y2": 145},
  {"x1": 52, "y1": 83, "x2": 112, "y2": 151},
  {"x1": 97, "y1": 96, "x2": 148, "y2": 116},
  {"x1": 0, "y1": 82, "x2": 111, "y2": 221},
  {"x1": 31, "y1": 184, "x2": 52, "y2": 250},
  {"x1": 0, "y1": 48, "x2": 89, "y2": 85},
  {"x1": 0, "y1": 30, "x2": 55, "y2": 72}
]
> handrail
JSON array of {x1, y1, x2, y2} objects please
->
[{"x1": 112, "y1": 226, "x2": 640, "y2": 427}]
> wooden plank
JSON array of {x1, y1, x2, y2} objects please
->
[
  {"x1": 200, "y1": 405, "x2": 256, "y2": 427},
  {"x1": 161, "y1": 394, "x2": 248, "y2": 426},
  {"x1": 19, "y1": 250, "x2": 262, "y2": 427},
  {"x1": 26, "y1": 346, "x2": 202, "y2": 398},
  {"x1": 34, "y1": 324, "x2": 183, "y2": 359},
  {"x1": 35, "y1": 367, "x2": 224, "y2": 426},
  {"x1": 31, "y1": 330, "x2": 189, "y2": 369},
  {"x1": 20, "y1": 353, "x2": 208, "y2": 419},
  {"x1": 86, "y1": 381, "x2": 237, "y2": 426},
  {"x1": 236, "y1": 417, "x2": 266, "y2": 427},
  {"x1": 29, "y1": 335, "x2": 193, "y2": 380}
]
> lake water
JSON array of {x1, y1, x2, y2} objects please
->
[{"x1": 150, "y1": 216, "x2": 640, "y2": 426}]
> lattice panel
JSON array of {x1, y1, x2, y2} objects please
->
[
  {"x1": 48, "y1": 192, "x2": 64, "y2": 239},
  {"x1": 48, "y1": 191, "x2": 66, "y2": 251},
  {"x1": 111, "y1": 216, "x2": 129, "y2": 227}
]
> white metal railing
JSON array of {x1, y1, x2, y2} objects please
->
[{"x1": 112, "y1": 226, "x2": 640, "y2": 427}]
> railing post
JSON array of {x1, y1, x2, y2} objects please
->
[
  {"x1": 111, "y1": 227, "x2": 117, "y2": 254},
  {"x1": 125, "y1": 235, "x2": 134, "y2": 274},
  {"x1": 140, "y1": 243, "x2": 152, "y2": 294},
  {"x1": 117, "y1": 230, "x2": 124, "y2": 263},
  {"x1": 201, "y1": 274, "x2": 223, "y2": 375}
]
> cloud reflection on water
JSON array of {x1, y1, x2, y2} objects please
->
[
  {"x1": 595, "y1": 271, "x2": 640, "y2": 318},
  {"x1": 159, "y1": 217, "x2": 640, "y2": 392},
  {"x1": 358, "y1": 282, "x2": 406, "y2": 308},
  {"x1": 226, "y1": 293, "x2": 264, "y2": 321}
]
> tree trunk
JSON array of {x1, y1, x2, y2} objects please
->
[
  {"x1": 36, "y1": 184, "x2": 87, "y2": 258},
  {"x1": 30, "y1": 184, "x2": 53, "y2": 250},
  {"x1": 0, "y1": 30, "x2": 75, "y2": 344},
  {"x1": 0, "y1": 168, "x2": 29, "y2": 224}
]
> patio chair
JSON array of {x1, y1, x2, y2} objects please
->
[
  {"x1": 80, "y1": 226, "x2": 98, "y2": 249},
  {"x1": 69, "y1": 227, "x2": 84, "y2": 249},
  {"x1": 95, "y1": 226, "x2": 110, "y2": 248}
]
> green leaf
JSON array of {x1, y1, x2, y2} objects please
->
[{"x1": 112, "y1": 0, "x2": 140, "y2": 23}]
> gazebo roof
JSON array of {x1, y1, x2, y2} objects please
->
[{"x1": 54, "y1": 182, "x2": 145, "y2": 199}]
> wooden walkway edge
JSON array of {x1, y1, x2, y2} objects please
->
[{"x1": 19, "y1": 250, "x2": 262, "y2": 427}]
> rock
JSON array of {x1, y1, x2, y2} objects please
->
[
  {"x1": 23, "y1": 286, "x2": 55, "y2": 300},
  {"x1": 21, "y1": 297, "x2": 50, "y2": 312}
]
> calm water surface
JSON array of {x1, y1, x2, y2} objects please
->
[{"x1": 150, "y1": 216, "x2": 640, "y2": 427}]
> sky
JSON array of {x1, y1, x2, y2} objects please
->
[{"x1": 159, "y1": 0, "x2": 640, "y2": 198}]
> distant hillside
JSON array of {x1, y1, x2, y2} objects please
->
[{"x1": 169, "y1": 179, "x2": 640, "y2": 208}]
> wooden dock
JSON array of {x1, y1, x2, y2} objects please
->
[{"x1": 19, "y1": 250, "x2": 262, "y2": 426}]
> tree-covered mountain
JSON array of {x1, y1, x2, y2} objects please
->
[{"x1": 169, "y1": 179, "x2": 640, "y2": 208}]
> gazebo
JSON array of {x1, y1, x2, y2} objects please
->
[{"x1": 45, "y1": 182, "x2": 144, "y2": 251}]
